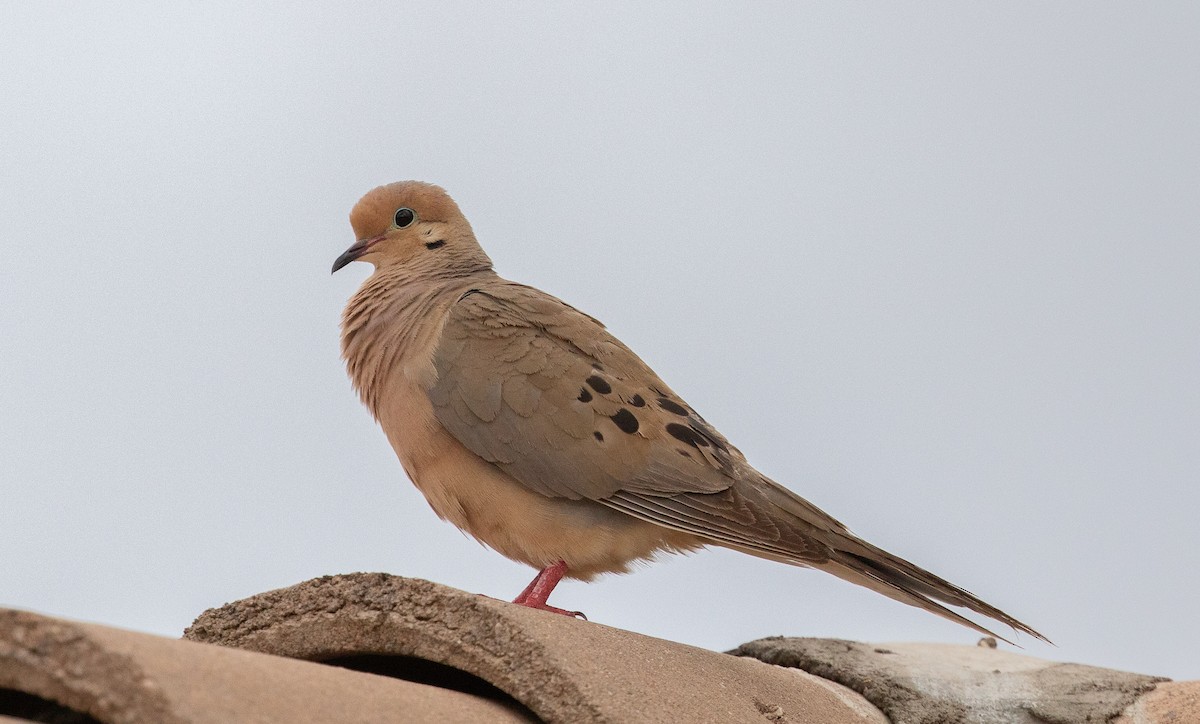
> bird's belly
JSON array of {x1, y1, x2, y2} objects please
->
[{"x1": 375, "y1": 383, "x2": 702, "y2": 579}]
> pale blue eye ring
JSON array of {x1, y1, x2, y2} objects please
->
[{"x1": 393, "y1": 207, "x2": 416, "y2": 228}]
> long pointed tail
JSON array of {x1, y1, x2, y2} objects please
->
[
  {"x1": 818, "y1": 537, "x2": 1050, "y2": 645},
  {"x1": 760, "y1": 478, "x2": 1051, "y2": 645}
]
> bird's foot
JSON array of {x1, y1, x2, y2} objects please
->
[
  {"x1": 511, "y1": 560, "x2": 587, "y2": 619},
  {"x1": 513, "y1": 600, "x2": 588, "y2": 620}
]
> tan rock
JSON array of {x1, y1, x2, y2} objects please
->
[
  {"x1": 186, "y1": 572, "x2": 887, "y2": 723},
  {"x1": 10, "y1": 573, "x2": 1186, "y2": 723},
  {"x1": 1116, "y1": 680, "x2": 1200, "y2": 724},
  {"x1": 0, "y1": 607, "x2": 531, "y2": 723}
]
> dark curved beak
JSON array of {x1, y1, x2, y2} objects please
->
[{"x1": 331, "y1": 234, "x2": 386, "y2": 274}]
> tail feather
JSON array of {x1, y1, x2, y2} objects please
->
[
  {"x1": 757, "y1": 476, "x2": 1051, "y2": 645},
  {"x1": 818, "y1": 556, "x2": 1014, "y2": 643},
  {"x1": 823, "y1": 544, "x2": 1051, "y2": 645}
]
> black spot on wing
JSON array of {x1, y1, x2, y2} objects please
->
[
  {"x1": 629, "y1": 393, "x2": 646, "y2": 407},
  {"x1": 657, "y1": 397, "x2": 689, "y2": 416},
  {"x1": 666, "y1": 423, "x2": 709, "y2": 448},
  {"x1": 586, "y1": 375, "x2": 612, "y2": 395},
  {"x1": 578, "y1": 387, "x2": 593, "y2": 403},
  {"x1": 610, "y1": 408, "x2": 639, "y2": 434}
]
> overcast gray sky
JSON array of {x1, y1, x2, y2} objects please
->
[{"x1": 2, "y1": 3, "x2": 1197, "y2": 680}]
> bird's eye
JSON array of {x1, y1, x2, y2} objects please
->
[{"x1": 393, "y1": 207, "x2": 416, "y2": 228}]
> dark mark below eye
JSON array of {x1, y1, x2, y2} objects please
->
[
  {"x1": 585, "y1": 375, "x2": 612, "y2": 394},
  {"x1": 425, "y1": 239, "x2": 446, "y2": 250},
  {"x1": 593, "y1": 431, "x2": 604, "y2": 442},
  {"x1": 610, "y1": 408, "x2": 639, "y2": 434},
  {"x1": 666, "y1": 422, "x2": 709, "y2": 447}
]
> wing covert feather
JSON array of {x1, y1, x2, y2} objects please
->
[{"x1": 428, "y1": 283, "x2": 740, "y2": 500}]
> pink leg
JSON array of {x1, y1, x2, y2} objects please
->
[{"x1": 511, "y1": 561, "x2": 586, "y2": 619}]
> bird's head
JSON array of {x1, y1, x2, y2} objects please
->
[{"x1": 332, "y1": 181, "x2": 492, "y2": 275}]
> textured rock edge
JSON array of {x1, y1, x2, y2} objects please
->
[
  {"x1": 185, "y1": 573, "x2": 887, "y2": 724},
  {"x1": 731, "y1": 636, "x2": 1171, "y2": 724}
]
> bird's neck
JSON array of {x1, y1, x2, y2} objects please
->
[{"x1": 340, "y1": 266, "x2": 495, "y2": 417}]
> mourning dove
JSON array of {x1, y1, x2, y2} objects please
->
[{"x1": 332, "y1": 181, "x2": 1048, "y2": 644}]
